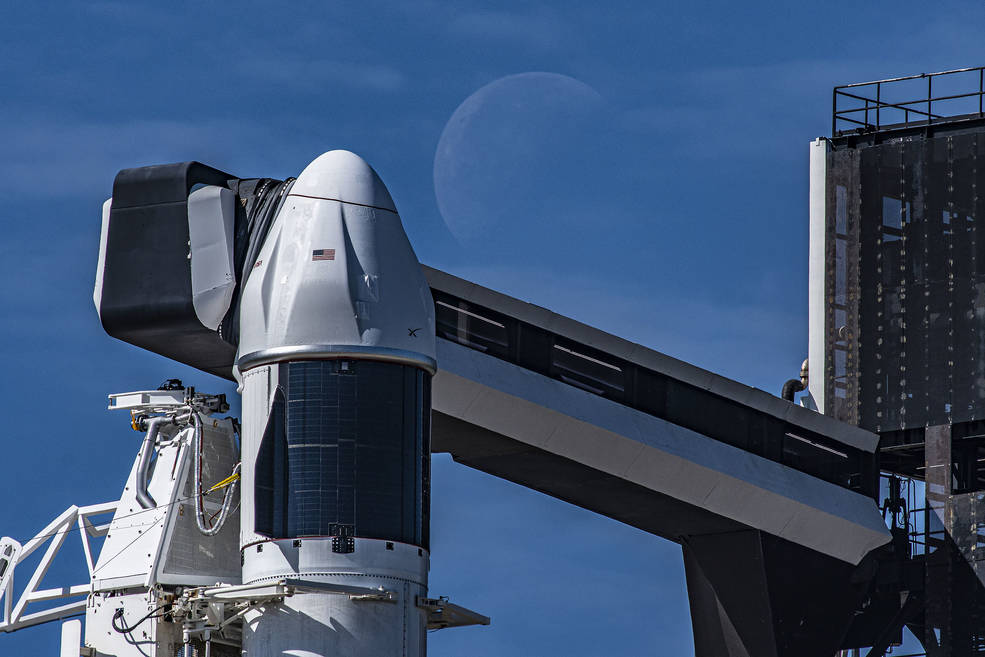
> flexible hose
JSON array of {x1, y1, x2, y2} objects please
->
[
  {"x1": 192, "y1": 411, "x2": 239, "y2": 536},
  {"x1": 111, "y1": 604, "x2": 168, "y2": 634},
  {"x1": 781, "y1": 378, "x2": 805, "y2": 401},
  {"x1": 136, "y1": 417, "x2": 170, "y2": 509}
]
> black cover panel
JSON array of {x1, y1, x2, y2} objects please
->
[
  {"x1": 254, "y1": 361, "x2": 431, "y2": 548},
  {"x1": 99, "y1": 162, "x2": 292, "y2": 380},
  {"x1": 99, "y1": 162, "x2": 238, "y2": 379},
  {"x1": 828, "y1": 132, "x2": 985, "y2": 432}
]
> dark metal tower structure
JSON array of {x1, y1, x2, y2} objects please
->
[{"x1": 819, "y1": 66, "x2": 985, "y2": 656}]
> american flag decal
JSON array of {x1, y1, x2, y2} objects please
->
[{"x1": 312, "y1": 249, "x2": 336, "y2": 261}]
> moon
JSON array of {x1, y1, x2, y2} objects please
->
[{"x1": 433, "y1": 72, "x2": 608, "y2": 252}]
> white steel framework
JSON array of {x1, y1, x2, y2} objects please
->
[{"x1": 0, "y1": 502, "x2": 117, "y2": 633}]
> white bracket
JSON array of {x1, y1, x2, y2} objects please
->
[
  {"x1": 0, "y1": 501, "x2": 117, "y2": 634},
  {"x1": 186, "y1": 578, "x2": 396, "y2": 605},
  {"x1": 418, "y1": 596, "x2": 491, "y2": 630}
]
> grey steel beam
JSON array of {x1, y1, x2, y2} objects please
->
[{"x1": 431, "y1": 338, "x2": 890, "y2": 564}]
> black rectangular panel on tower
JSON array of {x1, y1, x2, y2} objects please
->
[{"x1": 826, "y1": 130, "x2": 985, "y2": 433}]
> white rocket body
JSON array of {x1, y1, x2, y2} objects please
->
[{"x1": 236, "y1": 151, "x2": 436, "y2": 657}]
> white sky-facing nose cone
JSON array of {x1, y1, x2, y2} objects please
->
[{"x1": 291, "y1": 150, "x2": 397, "y2": 212}]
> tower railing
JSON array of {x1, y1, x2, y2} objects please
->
[{"x1": 833, "y1": 66, "x2": 985, "y2": 136}]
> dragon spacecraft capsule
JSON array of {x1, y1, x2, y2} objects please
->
[
  {"x1": 94, "y1": 150, "x2": 438, "y2": 656},
  {"x1": 235, "y1": 151, "x2": 436, "y2": 656}
]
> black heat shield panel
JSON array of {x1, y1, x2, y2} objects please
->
[{"x1": 98, "y1": 162, "x2": 239, "y2": 380}]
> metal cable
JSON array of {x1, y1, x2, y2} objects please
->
[{"x1": 192, "y1": 412, "x2": 239, "y2": 537}]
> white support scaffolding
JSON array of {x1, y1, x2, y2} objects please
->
[{"x1": 0, "y1": 502, "x2": 117, "y2": 633}]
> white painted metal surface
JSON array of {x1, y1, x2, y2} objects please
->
[
  {"x1": 808, "y1": 138, "x2": 828, "y2": 414},
  {"x1": 59, "y1": 619, "x2": 82, "y2": 657},
  {"x1": 92, "y1": 198, "x2": 112, "y2": 319},
  {"x1": 243, "y1": 537, "x2": 426, "y2": 585},
  {"x1": 235, "y1": 150, "x2": 436, "y2": 376},
  {"x1": 91, "y1": 419, "x2": 240, "y2": 591},
  {"x1": 0, "y1": 502, "x2": 116, "y2": 634},
  {"x1": 107, "y1": 389, "x2": 185, "y2": 410},
  {"x1": 241, "y1": 537, "x2": 429, "y2": 657},
  {"x1": 0, "y1": 539, "x2": 20, "y2": 605},
  {"x1": 0, "y1": 387, "x2": 250, "y2": 654},
  {"x1": 238, "y1": 363, "x2": 271, "y2": 550},
  {"x1": 85, "y1": 589, "x2": 184, "y2": 657},
  {"x1": 188, "y1": 185, "x2": 237, "y2": 330}
]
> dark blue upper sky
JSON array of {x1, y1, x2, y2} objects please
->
[{"x1": 1, "y1": 1, "x2": 984, "y2": 654}]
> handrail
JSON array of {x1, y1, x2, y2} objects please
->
[{"x1": 833, "y1": 65, "x2": 985, "y2": 136}]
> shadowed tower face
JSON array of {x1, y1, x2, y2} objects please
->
[
  {"x1": 683, "y1": 531, "x2": 866, "y2": 657},
  {"x1": 824, "y1": 132, "x2": 985, "y2": 435},
  {"x1": 814, "y1": 68, "x2": 985, "y2": 656}
]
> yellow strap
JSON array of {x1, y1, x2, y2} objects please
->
[{"x1": 206, "y1": 472, "x2": 241, "y2": 493}]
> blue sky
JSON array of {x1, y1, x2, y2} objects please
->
[{"x1": 2, "y1": 1, "x2": 985, "y2": 654}]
